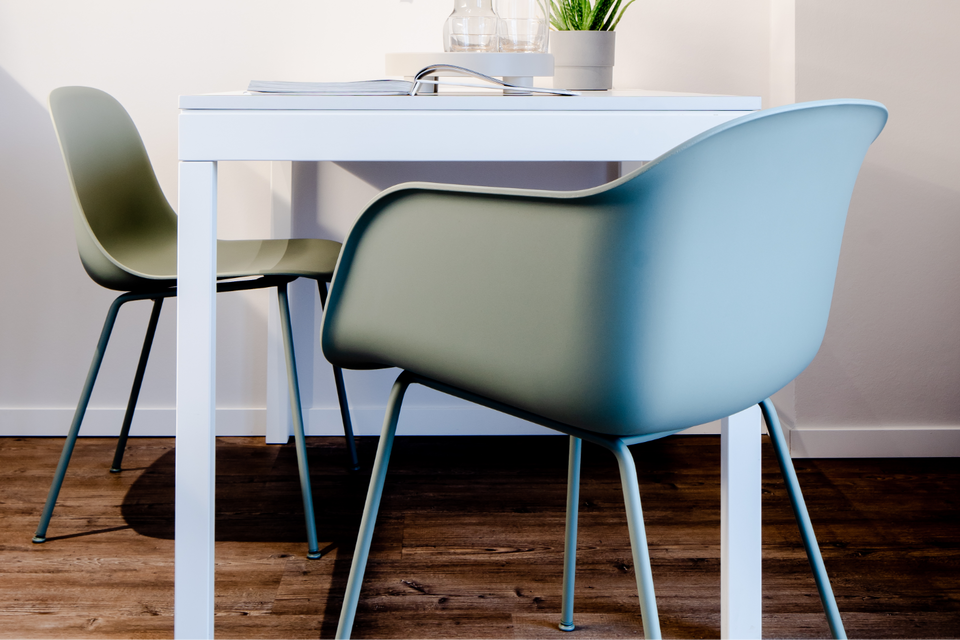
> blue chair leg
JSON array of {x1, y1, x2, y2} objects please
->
[
  {"x1": 760, "y1": 399, "x2": 846, "y2": 639},
  {"x1": 317, "y1": 280, "x2": 360, "y2": 471},
  {"x1": 560, "y1": 435, "x2": 581, "y2": 631},
  {"x1": 336, "y1": 372, "x2": 413, "y2": 640},
  {"x1": 278, "y1": 282, "x2": 321, "y2": 559},
  {"x1": 110, "y1": 297, "x2": 164, "y2": 473},
  {"x1": 611, "y1": 439, "x2": 661, "y2": 640},
  {"x1": 33, "y1": 293, "x2": 130, "y2": 543},
  {"x1": 331, "y1": 365, "x2": 360, "y2": 472}
]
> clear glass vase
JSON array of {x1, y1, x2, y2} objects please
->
[
  {"x1": 496, "y1": 0, "x2": 548, "y2": 53},
  {"x1": 444, "y1": 0, "x2": 499, "y2": 52}
]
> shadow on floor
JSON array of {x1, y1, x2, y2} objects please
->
[{"x1": 119, "y1": 438, "x2": 373, "y2": 543}]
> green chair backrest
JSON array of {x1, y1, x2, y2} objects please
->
[
  {"x1": 322, "y1": 100, "x2": 887, "y2": 437},
  {"x1": 49, "y1": 86, "x2": 177, "y2": 291}
]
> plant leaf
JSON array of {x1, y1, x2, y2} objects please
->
[
  {"x1": 590, "y1": 0, "x2": 615, "y2": 30},
  {"x1": 608, "y1": 0, "x2": 637, "y2": 31},
  {"x1": 576, "y1": 0, "x2": 590, "y2": 30},
  {"x1": 550, "y1": 0, "x2": 636, "y2": 31},
  {"x1": 600, "y1": 0, "x2": 622, "y2": 30},
  {"x1": 550, "y1": 0, "x2": 571, "y2": 30}
]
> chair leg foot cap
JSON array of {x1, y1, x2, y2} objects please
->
[
  {"x1": 32, "y1": 536, "x2": 46, "y2": 544},
  {"x1": 109, "y1": 467, "x2": 122, "y2": 474},
  {"x1": 307, "y1": 551, "x2": 322, "y2": 560},
  {"x1": 559, "y1": 623, "x2": 575, "y2": 632}
]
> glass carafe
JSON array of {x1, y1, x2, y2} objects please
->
[{"x1": 444, "y1": 0, "x2": 499, "y2": 52}]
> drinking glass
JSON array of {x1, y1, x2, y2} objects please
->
[{"x1": 496, "y1": 0, "x2": 548, "y2": 53}]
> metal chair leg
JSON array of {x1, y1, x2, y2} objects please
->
[
  {"x1": 760, "y1": 399, "x2": 846, "y2": 639},
  {"x1": 336, "y1": 372, "x2": 412, "y2": 640},
  {"x1": 560, "y1": 436, "x2": 581, "y2": 631},
  {"x1": 317, "y1": 280, "x2": 359, "y2": 471},
  {"x1": 278, "y1": 282, "x2": 321, "y2": 559},
  {"x1": 33, "y1": 293, "x2": 129, "y2": 543},
  {"x1": 332, "y1": 366, "x2": 360, "y2": 471},
  {"x1": 611, "y1": 439, "x2": 661, "y2": 640},
  {"x1": 110, "y1": 297, "x2": 164, "y2": 473}
]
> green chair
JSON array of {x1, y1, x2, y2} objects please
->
[
  {"x1": 322, "y1": 100, "x2": 887, "y2": 638},
  {"x1": 33, "y1": 86, "x2": 358, "y2": 559}
]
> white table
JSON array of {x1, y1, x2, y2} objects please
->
[{"x1": 176, "y1": 90, "x2": 763, "y2": 639}]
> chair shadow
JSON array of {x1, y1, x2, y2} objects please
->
[{"x1": 119, "y1": 438, "x2": 372, "y2": 544}]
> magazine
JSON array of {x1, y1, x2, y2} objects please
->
[{"x1": 247, "y1": 64, "x2": 577, "y2": 97}]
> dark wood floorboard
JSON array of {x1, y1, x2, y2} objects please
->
[{"x1": 0, "y1": 435, "x2": 958, "y2": 638}]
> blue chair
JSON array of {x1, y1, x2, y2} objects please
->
[
  {"x1": 33, "y1": 87, "x2": 358, "y2": 559},
  {"x1": 321, "y1": 99, "x2": 887, "y2": 638}
]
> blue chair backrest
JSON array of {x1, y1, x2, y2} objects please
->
[
  {"x1": 599, "y1": 100, "x2": 887, "y2": 433},
  {"x1": 321, "y1": 100, "x2": 887, "y2": 437}
]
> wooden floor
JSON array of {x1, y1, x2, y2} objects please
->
[{"x1": 1, "y1": 434, "x2": 958, "y2": 639}]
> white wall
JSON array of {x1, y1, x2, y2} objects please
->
[
  {"x1": 9, "y1": 1, "x2": 954, "y2": 455},
  {"x1": 782, "y1": 0, "x2": 960, "y2": 457},
  {"x1": 0, "y1": 0, "x2": 776, "y2": 439}
]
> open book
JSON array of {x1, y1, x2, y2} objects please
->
[{"x1": 247, "y1": 64, "x2": 577, "y2": 97}]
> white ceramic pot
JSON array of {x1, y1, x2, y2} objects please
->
[{"x1": 549, "y1": 30, "x2": 616, "y2": 91}]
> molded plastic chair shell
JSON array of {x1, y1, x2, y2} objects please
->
[
  {"x1": 49, "y1": 86, "x2": 343, "y2": 291},
  {"x1": 322, "y1": 100, "x2": 888, "y2": 438},
  {"x1": 321, "y1": 99, "x2": 887, "y2": 638},
  {"x1": 35, "y1": 87, "x2": 358, "y2": 557}
]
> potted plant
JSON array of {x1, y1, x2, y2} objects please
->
[{"x1": 549, "y1": 0, "x2": 637, "y2": 90}]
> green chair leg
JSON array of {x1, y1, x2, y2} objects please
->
[
  {"x1": 336, "y1": 372, "x2": 412, "y2": 640},
  {"x1": 760, "y1": 399, "x2": 846, "y2": 639},
  {"x1": 34, "y1": 292, "x2": 130, "y2": 543},
  {"x1": 560, "y1": 436, "x2": 582, "y2": 631},
  {"x1": 278, "y1": 282, "x2": 321, "y2": 559},
  {"x1": 317, "y1": 281, "x2": 360, "y2": 471},
  {"x1": 611, "y1": 439, "x2": 661, "y2": 640},
  {"x1": 110, "y1": 297, "x2": 164, "y2": 473}
]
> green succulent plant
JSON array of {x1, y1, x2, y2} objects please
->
[{"x1": 549, "y1": 0, "x2": 637, "y2": 31}]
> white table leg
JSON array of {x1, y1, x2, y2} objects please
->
[
  {"x1": 721, "y1": 404, "x2": 762, "y2": 639},
  {"x1": 176, "y1": 161, "x2": 218, "y2": 639}
]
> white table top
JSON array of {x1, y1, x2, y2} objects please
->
[
  {"x1": 178, "y1": 90, "x2": 761, "y2": 163},
  {"x1": 179, "y1": 89, "x2": 762, "y2": 112}
]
